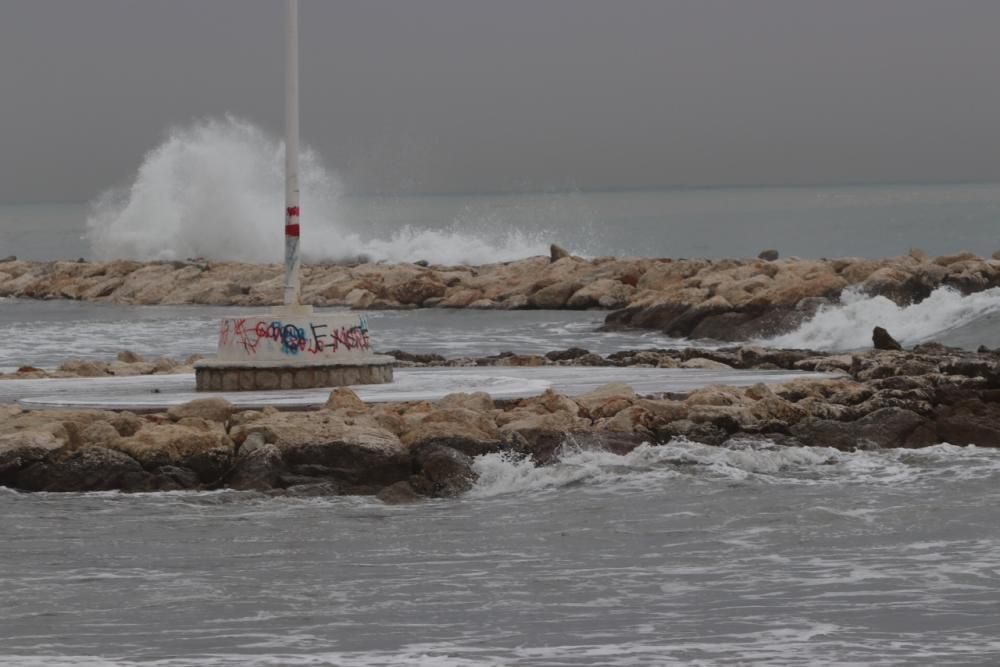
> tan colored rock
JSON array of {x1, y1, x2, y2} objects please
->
[
  {"x1": 439, "y1": 289, "x2": 483, "y2": 308},
  {"x1": 680, "y1": 358, "x2": 733, "y2": 370},
  {"x1": 57, "y1": 360, "x2": 109, "y2": 377},
  {"x1": 108, "y1": 361, "x2": 158, "y2": 376},
  {"x1": 500, "y1": 411, "x2": 590, "y2": 433},
  {"x1": 167, "y1": 397, "x2": 234, "y2": 423},
  {"x1": 0, "y1": 431, "x2": 63, "y2": 465},
  {"x1": 566, "y1": 279, "x2": 635, "y2": 309},
  {"x1": 528, "y1": 280, "x2": 582, "y2": 308},
  {"x1": 533, "y1": 388, "x2": 581, "y2": 416},
  {"x1": 79, "y1": 422, "x2": 122, "y2": 448},
  {"x1": 684, "y1": 386, "x2": 748, "y2": 407},
  {"x1": 113, "y1": 422, "x2": 234, "y2": 469},
  {"x1": 325, "y1": 387, "x2": 366, "y2": 412},
  {"x1": 230, "y1": 411, "x2": 402, "y2": 453},
  {"x1": 437, "y1": 392, "x2": 494, "y2": 412},
  {"x1": 390, "y1": 277, "x2": 447, "y2": 305},
  {"x1": 634, "y1": 399, "x2": 688, "y2": 425},
  {"x1": 344, "y1": 288, "x2": 376, "y2": 309},
  {"x1": 574, "y1": 383, "x2": 637, "y2": 418}
]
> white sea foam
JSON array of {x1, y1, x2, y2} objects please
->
[
  {"x1": 468, "y1": 440, "x2": 1000, "y2": 498},
  {"x1": 85, "y1": 116, "x2": 555, "y2": 265},
  {"x1": 761, "y1": 285, "x2": 1000, "y2": 351}
]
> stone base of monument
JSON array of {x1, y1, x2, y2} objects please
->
[
  {"x1": 194, "y1": 359, "x2": 394, "y2": 391},
  {"x1": 193, "y1": 307, "x2": 394, "y2": 392}
]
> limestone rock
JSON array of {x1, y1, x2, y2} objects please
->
[
  {"x1": 325, "y1": 387, "x2": 366, "y2": 412},
  {"x1": 528, "y1": 280, "x2": 583, "y2": 309},
  {"x1": 167, "y1": 397, "x2": 234, "y2": 423},
  {"x1": 437, "y1": 391, "x2": 494, "y2": 412}
]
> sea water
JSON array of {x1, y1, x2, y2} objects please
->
[{"x1": 2, "y1": 443, "x2": 999, "y2": 665}]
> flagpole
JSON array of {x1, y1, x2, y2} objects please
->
[{"x1": 283, "y1": 0, "x2": 301, "y2": 306}]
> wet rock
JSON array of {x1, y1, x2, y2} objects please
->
[
  {"x1": 113, "y1": 422, "x2": 234, "y2": 476},
  {"x1": 226, "y1": 444, "x2": 287, "y2": 491},
  {"x1": 377, "y1": 481, "x2": 424, "y2": 504},
  {"x1": 412, "y1": 443, "x2": 477, "y2": 497},
  {"x1": 0, "y1": 432, "x2": 63, "y2": 474},
  {"x1": 550, "y1": 244, "x2": 571, "y2": 262},
  {"x1": 936, "y1": 400, "x2": 1000, "y2": 447},
  {"x1": 15, "y1": 446, "x2": 158, "y2": 493},
  {"x1": 791, "y1": 407, "x2": 936, "y2": 450},
  {"x1": 872, "y1": 326, "x2": 903, "y2": 351},
  {"x1": 757, "y1": 249, "x2": 779, "y2": 261}
]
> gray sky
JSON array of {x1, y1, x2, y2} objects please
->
[{"x1": 2, "y1": 0, "x2": 1000, "y2": 203}]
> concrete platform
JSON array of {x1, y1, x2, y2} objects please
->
[{"x1": 0, "y1": 367, "x2": 836, "y2": 411}]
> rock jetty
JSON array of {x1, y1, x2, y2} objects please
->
[
  {"x1": 3, "y1": 343, "x2": 1000, "y2": 499},
  {"x1": 2, "y1": 250, "x2": 997, "y2": 340}
]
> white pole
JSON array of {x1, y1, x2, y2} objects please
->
[{"x1": 284, "y1": 0, "x2": 301, "y2": 306}]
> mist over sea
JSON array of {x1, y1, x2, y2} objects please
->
[{"x1": 4, "y1": 118, "x2": 1000, "y2": 665}]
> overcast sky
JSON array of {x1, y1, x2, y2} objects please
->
[{"x1": 2, "y1": 0, "x2": 1000, "y2": 203}]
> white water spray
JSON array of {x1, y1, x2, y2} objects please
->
[
  {"x1": 86, "y1": 116, "x2": 554, "y2": 265},
  {"x1": 762, "y1": 286, "x2": 1000, "y2": 351}
]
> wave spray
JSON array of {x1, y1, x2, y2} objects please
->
[{"x1": 85, "y1": 116, "x2": 554, "y2": 265}]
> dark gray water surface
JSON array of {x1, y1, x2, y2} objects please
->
[{"x1": 3, "y1": 442, "x2": 1000, "y2": 665}]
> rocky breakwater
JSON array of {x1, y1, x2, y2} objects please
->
[
  {"x1": 4, "y1": 250, "x2": 1000, "y2": 341},
  {"x1": 3, "y1": 342, "x2": 1000, "y2": 500}
]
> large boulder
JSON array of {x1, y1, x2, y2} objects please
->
[
  {"x1": 411, "y1": 444, "x2": 478, "y2": 497},
  {"x1": 14, "y1": 446, "x2": 161, "y2": 493},
  {"x1": 113, "y1": 422, "x2": 234, "y2": 482},
  {"x1": 167, "y1": 397, "x2": 234, "y2": 423},
  {"x1": 528, "y1": 280, "x2": 583, "y2": 309},
  {"x1": 872, "y1": 326, "x2": 903, "y2": 351},
  {"x1": 227, "y1": 443, "x2": 286, "y2": 491},
  {"x1": 791, "y1": 407, "x2": 936, "y2": 450},
  {"x1": 936, "y1": 399, "x2": 1000, "y2": 447}
]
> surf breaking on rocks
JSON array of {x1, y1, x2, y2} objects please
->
[{"x1": 84, "y1": 116, "x2": 560, "y2": 266}]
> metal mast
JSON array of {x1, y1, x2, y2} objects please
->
[{"x1": 283, "y1": 0, "x2": 301, "y2": 305}]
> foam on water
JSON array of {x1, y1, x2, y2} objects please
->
[
  {"x1": 762, "y1": 285, "x2": 1000, "y2": 351},
  {"x1": 469, "y1": 439, "x2": 1000, "y2": 498},
  {"x1": 85, "y1": 116, "x2": 555, "y2": 265}
]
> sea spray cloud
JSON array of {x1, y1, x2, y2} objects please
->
[{"x1": 85, "y1": 116, "x2": 554, "y2": 264}]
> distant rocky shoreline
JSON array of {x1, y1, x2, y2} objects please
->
[
  {"x1": 3, "y1": 248, "x2": 999, "y2": 340},
  {"x1": 3, "y1": 342, "x2": 999, "y2": 499}
]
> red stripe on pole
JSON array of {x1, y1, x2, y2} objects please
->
[
  {"x1": 286, "y1": 206, "x2": 300, "y2": 217},
  {"x1": 285, "y1": 223, "x2": 300, "y2": 237}
]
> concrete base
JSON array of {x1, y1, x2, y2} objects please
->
[
  {"x1": 194, "y1": 358, "x2": 394, "y2": 391},
  {"x1": 195, "y1": 309, "x2": 394, "y2": 391}
]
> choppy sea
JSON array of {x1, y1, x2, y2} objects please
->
[{"x1": 3, "y1": 124, "x2": 1000, "y2": 664}]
